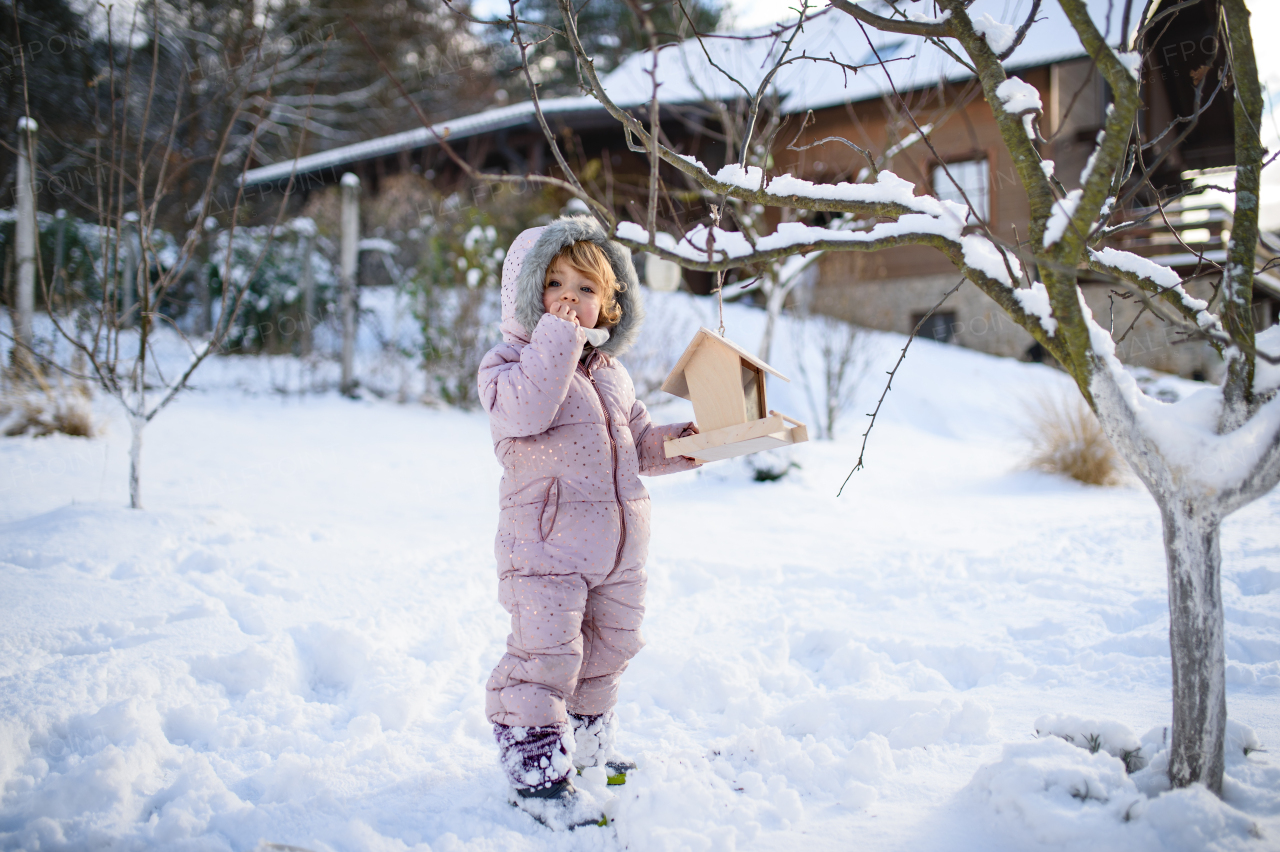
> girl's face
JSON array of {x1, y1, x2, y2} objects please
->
[{"x1": 542, "y1": 260, "x2": 603, "y2": 329}]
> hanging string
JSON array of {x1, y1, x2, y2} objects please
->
[{"x1": 710, "y1": 204, "x2": 725, "y2": 336}]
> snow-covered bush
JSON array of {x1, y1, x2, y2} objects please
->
[
  {"x1": 210, "y1": 221, "x2": 336, "y2": 354},
  {"x1": 746, "y1": 447, "x2": 798, "y2": 482},
  {"x1": 970, "y1": 717, "x2": 1268, "y2": 847},
  {"x1": 0, "y1": 210, "x2": 117, "y2": 308},
  {"x1": 409, "y1": 186, "x2": 560, "y2": 407},
  {"x1": 416, "y1": 285, "x2": 502, "y2": 408},
  {"x1": 1035, "y1": 714, "x2": 1151, "y2": 773},
  {"x1": 1226, "y1": 719, "x2": 1264, "y2": 758},
  {"x1": 1023, "y1": 393, "x2": 1126, "y2": 486},
  {"x1": 967, "y1": 734, "x2": 1264, "y2": 849},
  {"x1": 1035, "y1": 714, "x2": 1267, "y2": 780}
]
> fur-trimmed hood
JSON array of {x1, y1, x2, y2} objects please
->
[{"x1": 499, "y1": 216, "x2": 644, "y2": 357}]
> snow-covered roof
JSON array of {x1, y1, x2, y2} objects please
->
[
  {"x1": 242, "y1": 97, "x2": 599, "y2": 187},
  {"x1": 243, "y1": 0, "x2": 1121, "y2": 187},
  {"x1": 601, "y1": 0, "x2": 1121, "y2": 114}
]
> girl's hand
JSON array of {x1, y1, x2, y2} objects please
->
[
  {"x1": 680, "y1": 423, "x2": 700, "y2": 462},
  {"x1": 548, "y1": 301, "x2": 580, "y2": 325}
]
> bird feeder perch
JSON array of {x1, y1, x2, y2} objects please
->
[{"x1": 661, "y1": 328, "x2": 809, "y2": 463}]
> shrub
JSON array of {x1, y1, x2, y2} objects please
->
[
  {"x1": 210, "y1": 220, "x2": 337, "y2": 354},
  {"x1": 408, "y1": 184, "x2": 562, "y2": 408},
  {"x1": 1, "y1": 375, "x2": 94, "y2": 438},
  {"x1": 1023, "y1": 393, "x2": 1126, "y2": 486}
]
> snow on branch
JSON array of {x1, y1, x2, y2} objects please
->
[
  {"x1": 615, "y1": 217, "x2": 960, "y2": 265},
  {"x1": 971, "y1": 13, "x2": 1017, "y2": 55},
  {"x1": 716, "y1": 165, "x2": 961, "y2": 216},
  {"x1": 615, "y1": 216, "x2": 1058, "y2": 342},
  {"x1": 1043, "y1": 190, "x2": 1082, "y2": 247},
  {"x1": 1048, "y1": 0, "x2": 1143, "y2": 264},
  {"x1": 1011, "y1": 281, "x2": 1057, "y2": 335},
  {"x1": 906, "y1": 8, "x2": 952, "y2": 25},
  {"x1": 959, "y1": 233, "x2": 1022, "y2": 288},
  {"x1": 1117, "y1": 51, "x2": 1142, "y2": 80},
  {"x1": 995, "y1": 77, "x2": 1041, "y2": 114},
  {"x1": 995, "y1": 76, "x2": 1042, "y2": 140},
  {"x1": 1082, "y1": 293, "x2": 1280, "y2": 505},
  {"x1": 1088, "y1": 247, "x2": 1222, "y2": 332},
  {"x1": 663, "y1": 157, "x2": 948, "y2": 219}
]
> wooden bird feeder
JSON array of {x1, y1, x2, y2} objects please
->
[{"x1": 661, "y1": 327, "x2": 809, "y2": 463}]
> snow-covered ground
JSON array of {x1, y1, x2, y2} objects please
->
[{"x1": 1, "y1": 294, "x2": 1278, "y2": 851}]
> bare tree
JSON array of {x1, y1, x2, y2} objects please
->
[
  {"x1": 791, "y1": 309, "x2": 868, "y2": 441},
  {"x1": 7, "y1": 2, "x2": 318, "y2": 509},
  {"x1": 514, "y1": 0, "x2": 1278, "y2": 796},
  {"x1": 245, "y1": 0, "x2": 499, "y2": 166}
]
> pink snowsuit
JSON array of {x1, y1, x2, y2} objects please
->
[{"x1": 480, "y1": 217, "x2": 697, "y2": 743}]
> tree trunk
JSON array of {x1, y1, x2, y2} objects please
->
[
  {"x1": 1093, "y1": 371, "x2": 1229, "y2": 796},
  {"x1": 128, "y1": 413, "x2": 145, "y2": 510},
  {"x1": 1161, "y1": 499, "x2": 1226, "y2": 794}
]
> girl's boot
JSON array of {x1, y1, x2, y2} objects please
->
[
  {"x1": 570, "y1": 711, "x2": 636, "y2": 785},
  {"x1": 496, "y1": 723, "x2": 605, "y2": 830}
]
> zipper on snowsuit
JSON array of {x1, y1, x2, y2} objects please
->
[{"x1": 580, "y1": 354, "x2": 626, "y2": 571}]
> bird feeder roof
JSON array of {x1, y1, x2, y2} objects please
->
[{"x1": 661, "y1": 327, "x2": 790, "y2": 400}]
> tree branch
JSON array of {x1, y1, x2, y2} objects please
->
[
  {"x1": 997, "y1": 0, "x2": 1044, "y2": 61},
  {"x1": 1220, "y1": 0, "x2": 1264, "y2": 432},
  {"x1": 828, "y1": 0, "x2": 954, "y2": 38},
  {"x1": 838, "y1": 276, "x2": 966, "y2": 495}
]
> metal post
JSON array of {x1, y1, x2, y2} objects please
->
[
  {"x1": 339, "y1": 173, "x2": 360, "y2": 395},
  {"x1": 14, "y1": 117, "x2": 37, "y2": 374}
]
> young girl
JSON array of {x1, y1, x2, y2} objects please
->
[{"x1": 478, "y1": 216, "x2": 699, "y2": 828}]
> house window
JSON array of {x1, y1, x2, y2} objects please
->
[
  {"x1": 932, "y1": 159, "x2": 989, "y2": 223},
  {"x1": 913, "y1": 311, "x2": 957, "y2": 343}
]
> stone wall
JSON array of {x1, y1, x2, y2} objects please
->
[{"x1": 811, "y1": 258, "x2": 1228, "y2": 380}]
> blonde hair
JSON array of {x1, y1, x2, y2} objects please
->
[{"x1": 544, "y1": 240, "x2": 624, "y2": 327}]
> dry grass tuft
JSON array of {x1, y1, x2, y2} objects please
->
[
  {"x1": 51, "y1": 397, "x2": 95, "y2": 437},
  {"x1": 1023, "y1": 393, "x2": 1126, "y2": 486},
  {"x1": 1, "y1": 371, "x2": 96, "y2": 439}
]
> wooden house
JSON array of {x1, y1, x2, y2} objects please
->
[{"x1": 240, "y1": 0, "x2": 1276, "y2": 381}]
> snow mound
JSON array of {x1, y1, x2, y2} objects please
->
[
  {"x1": 968, "y1": 736, "x2": 1264, "y2": 852},
  {"x1": 1035, "y1": 713, "x2": 1149, "y2": 771}
]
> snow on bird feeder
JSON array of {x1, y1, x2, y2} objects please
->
[{"x1": 661, "y1": 328, "x2": 808, "y2": 463}]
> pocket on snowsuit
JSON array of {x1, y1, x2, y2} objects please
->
[{"x1": 495, "y1": 477, "x2": 573, "y2": 577}]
